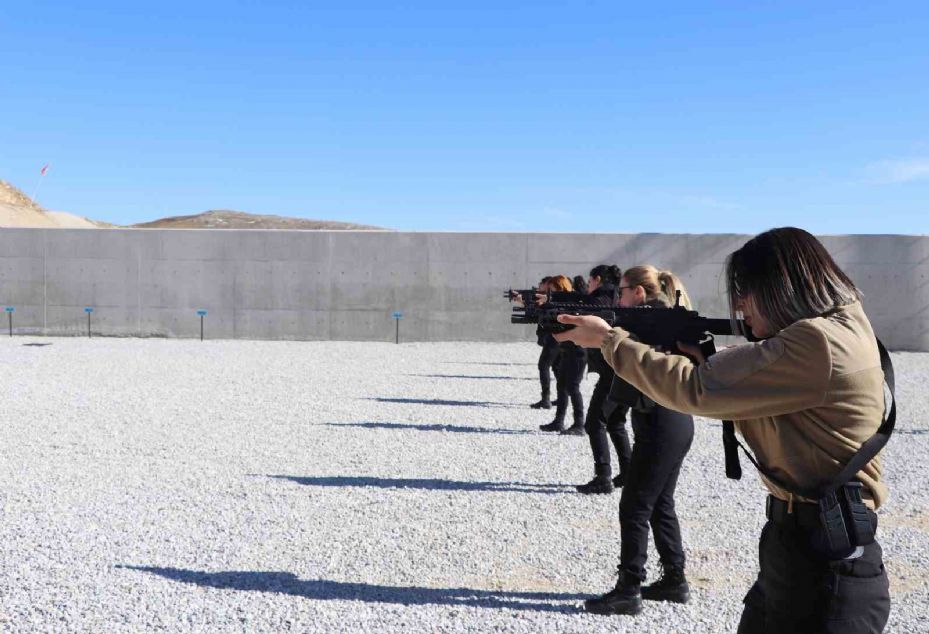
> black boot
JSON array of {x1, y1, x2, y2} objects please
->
[
  {"x1": 612, "y1": 472, "x2": 626, "y2": 488},
  {"x1": 576, "y1": 464, "x2": 614, "y2": 494},
  {"x1": 530, "y1": 398, "x2": 552, "y2": 409},
  {"x1": 539, "y1": 420, "x2": 565, "y2": 432},
  {"x1": 641, "y1": 564, "x2": 689, "y2": 604},
  {"x1": 560, "y1": 408, "x2": 586, "y2": 436},
  {"x1": 585, "y1": 569, "x2": 642, "y2": 615}
]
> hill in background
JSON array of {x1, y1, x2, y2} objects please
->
[
  {"x1": 131, "y1": 209, "x2": 386, "y2": 230},
  {"x1": 0, "y1": 180, "x2": 102, "y2": 228},
  {"x1": 1, "y1": 178, "x2": 388, "y2": 230}
]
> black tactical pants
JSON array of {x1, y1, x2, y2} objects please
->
[
  {"x1": 584, "y1": 371, "x2": 631, "y2": 476},
  {"x1": 552, "y1": 345, "x2": 586, "y2": 426},
  {"x1": 619, "y1": 405, "x2": 693, "y2": 582},
  {"x1": 537, "y1": 343, "x2": 560, "y2": 398},
  {"x1": 737, "y1": 506, "x2": 890, "y2": 634}
]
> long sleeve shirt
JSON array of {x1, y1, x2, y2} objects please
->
[{"x1": 599, "y1": 301, "x2": 888, "y2": 508}]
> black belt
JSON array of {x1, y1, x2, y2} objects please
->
[{"x1": 765, "y1": 495, "x2": 821, "y2": 529}]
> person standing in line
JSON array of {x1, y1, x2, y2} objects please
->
[
  {"x1": 567, "y1": 265, "x2": 696, "y2": 615},
  {"x1": 555, "y1": 228, "x2": 891, "y2": 632},
  {"x1": 539, "y1": 275, "x2": 587, "y2": 433},
  {"x1": 527, "y1": 277, "x2": 561, "y2": 410},
  {"x1": 571, "y1": 265, "x2": 633, "y2": 495}
]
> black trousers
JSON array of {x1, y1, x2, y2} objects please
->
[
  {"x1": 619, "y1": 405, "x2": 694, "y2": 582},
  {"x1": 737, "y1": 508, "x2": 890, "y2": 634},
  {"x1": 537, "y1": 343, "x2": 560, "y2": 398},
  {"x1": 553, "y1": 345, "x2": 586, "y2": 426},
  {"x1": 584, "y1": 371, "x2": 631, "y2": 477}
]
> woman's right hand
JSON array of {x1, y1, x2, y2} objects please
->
[{"x1": 552, "y1": 314, "x2": 613, "y2": 348}]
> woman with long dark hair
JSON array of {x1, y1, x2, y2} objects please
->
[
  {"x1": 556, "y1": 228, "x2": 891, "y2": 632},
  {"x1": 572, "y1": 265, "x2": 632, "y2": 495}
]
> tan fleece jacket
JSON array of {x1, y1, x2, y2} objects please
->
[{"x1": 599, "y1": 301, "x2": 888, "y2": 508}]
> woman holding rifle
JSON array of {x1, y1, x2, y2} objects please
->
[{"x1": 555, "y1": 228, "x2": 890, "y2": 632}]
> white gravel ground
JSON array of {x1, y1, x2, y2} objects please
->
[{"x1": 0, "y1": 338, "x2": 926, "y2": 633}]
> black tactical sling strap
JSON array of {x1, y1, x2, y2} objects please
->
[{"x1": 721, "y1": 338, "x2": 896, "y2": 500}]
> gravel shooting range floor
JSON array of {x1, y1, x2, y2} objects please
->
[{"x1": 1, "y1": 338, "x2": 927, "y2": 633}]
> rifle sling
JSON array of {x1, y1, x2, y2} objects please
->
[{"x1": 721, "y1": 338, "x2": 896, "y2": 500}]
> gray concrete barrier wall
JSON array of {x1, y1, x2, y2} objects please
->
[{"x1": 0, "y1": 228, "x2": 926, "y2": 350}]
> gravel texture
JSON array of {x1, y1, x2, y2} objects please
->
[{"x1": 0, "y1": 338, "x2": 926, "y2": 633}]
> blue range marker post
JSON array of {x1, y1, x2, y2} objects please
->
[
  {"x1": 84, "y1": 307, "x2": 94, "y2": 338},
  {"x1": 197, "y1": 310, "x2": 207, "y2": 341},
  {"x1": 5, "y1": 307, "x2": 13, "y2": 337},
  {"x1": 392, "y1": 311, "x2": 403, "y2": 344}
]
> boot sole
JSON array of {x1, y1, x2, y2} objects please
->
[
  {"x1": 584, "y1": 597, "x2": 643, "y2": 615},
  {"x1": 575, "y1": 486, "x2": 614, "y2": 495},
  {"x1": 641, "y1": 589, "x2": 690, "y2": 604}
]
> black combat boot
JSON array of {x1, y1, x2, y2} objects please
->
[
  {"x1": 539, "y1": 420, "x2": 565, "y2": 432},
  {"x1": 612, "y1": 472, "x2": 626, "y2": 488},
  {"x1": 585, "y1": 569, "x2": 643, "y2": 615},
  {"x1": 530, "y1": 387, "x2": 552, "y2": 409},
  {"x1": 641, "y1": 564, "x2": 689, "y2": 604},
  {"x1": 576, "y1": 464, "x2": 614, "y2": 494},
  {"x1": 560, "y1": 408, "x2": 586, "y2": 436}
]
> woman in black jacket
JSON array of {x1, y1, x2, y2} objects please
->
[
  {"x1": 528, "y1": 277, "x2": 561, "y2": 409},
  {"x1": 539, "y1": 275, "x2": 587, "y2": 432},
  {"x1": 570, "y1": 265, "x2": 632, "y2": 495}
]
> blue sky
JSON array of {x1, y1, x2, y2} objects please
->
[{"x1": 1, "y1": 1, "x2": 927, "y2": 233}]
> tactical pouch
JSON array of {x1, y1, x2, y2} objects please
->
[
  {"x1": 841, "y1": 482, "x2": 875, "y2": 547},
  {"x1": 818, "y1": 490, "x2": 853, "y2": 557},
  {"x1": 816, "y1": 482, "x2": 875, "y2": 559}
]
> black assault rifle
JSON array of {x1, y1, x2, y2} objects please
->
[
  {"x1": 503, "y1": 287, "x2": 548, "y2": 305},
  {"x1": 511, "y1": 290, "x2": 751, "y2": 354}
]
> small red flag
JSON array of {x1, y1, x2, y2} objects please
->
[{"x1": 40, "y1": 164, "x2": 49, "y2": 176}]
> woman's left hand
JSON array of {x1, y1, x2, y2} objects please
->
[
  {"x1": 552, "y1": 314, "x2": 613, "y2": 348},
  {"x1": 676, "y1": 341, "x2": 706, "y2": 364}
]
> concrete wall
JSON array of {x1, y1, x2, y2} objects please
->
[{"x1": 0, "y1": 228, "x2": 926, "y2": 350}]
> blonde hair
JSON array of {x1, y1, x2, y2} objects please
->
[
  {"x1": 548, "y1": 275, "x2": 573, "y2": 292},
  {"x1": 623, "y1": 265, "x2": 692, "y2": 309}
]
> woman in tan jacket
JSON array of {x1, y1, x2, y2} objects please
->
[{"x1": 555, "y1": 228, "x2": 891, "y2": 633}]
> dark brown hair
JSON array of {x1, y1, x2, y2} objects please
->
[{"x1": 726, "y1": 227, "x2": 861, "y2": 334}]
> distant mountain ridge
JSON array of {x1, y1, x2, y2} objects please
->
[
  {"x1": 0, "y1": 178, "x2": 388, "y2": 230},
  {"x1": 131, "y1": 209, "x2": 387, "y2": 230}
]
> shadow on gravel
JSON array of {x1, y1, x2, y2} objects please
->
[
  {"x1": 22, "y1": 342, "x2": 53, "y2": 347},
  {"x1": 266, "y1": 474, "x2": 572, "y2": 495},
  {"x1": 445, "y1": 361, "x2": 536, "y2": 367},
  {"x1": 896, "y1": 428, "x2": 929, "y2": 435},
  {"x1": 369, "y1": 397, "x2": 521, "y2": 408},
  {"x1": 406, "y1": 374, "x2": 536, "y2": 381},
  {"x1": 326, "y1": 421, "x2": 533, "y2": 435},
  {"x1": 117, "y1": 566, "x2": 585, "y2": 613}
]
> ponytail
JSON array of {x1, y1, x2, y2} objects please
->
[
  {"x1": 658, "y1": 270, "x2": 692, "y2": 309},
  {"x1": 589, "y1": 264, "x2": 622, "y2": 286},
  {"x1": 623, "y1": 265, "x2": 692, "y2": 308}
]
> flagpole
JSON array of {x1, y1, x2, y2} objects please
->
[{"x1": 32, "y1": 164, "x2": 49, "y2": 206}]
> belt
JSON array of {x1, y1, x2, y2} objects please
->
[{"x1": 765, "y1": 495, "x2": 821, "y2": 529}]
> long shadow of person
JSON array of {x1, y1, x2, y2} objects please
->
[
  {"x1": 264, "y1": 475, "x2": 572, "y2": 495},
  {"x1": 325, "y1": 421, "x2": 533, "y2": 435},
  {"x1": 368, "y1": 397, "x2": 520, "y2": 408},
  {"x1": 116, "y1": 566, "x2": 586, "y2": 614},
  {"x1": 405, "y1": 374, "x2": 537, "y2": 381}
]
